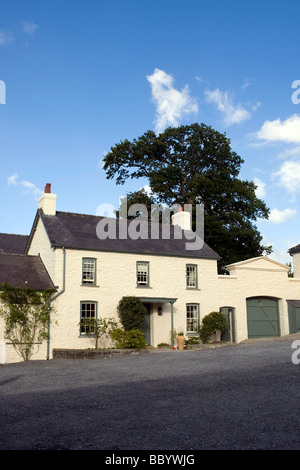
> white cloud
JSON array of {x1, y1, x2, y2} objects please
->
[
  {"x1": 0, "y1": 30, "x2": 14, "y2": 46},
  {"x1": 272, "y1": 160, "x2": 300, "y2": 193},
  {"x1": 278, "y1": 145, "x2": 300, "y2": 159},
  {"x1": 21, "y1": 180, "x2": 43, "y2": 197},
  {"x1": 242, "y1": 79, "x2": 251, "y2": 89},
  {"x1": 7, "y1": 173, "x2": 43, "y2": 198},
  {"x1": 262, "y1": 237, "x2": 293, "y2": 265},
  {"x1": 257, "y1": 114, "x2": 300, "y2": 143},
  {"x1": 21, "y1": 21, "x2": 39, "y2": 34},
  {"x1": 146, "y1": 68, "x2": 198, "y2": 133},
  {"x1": 251, "y1": 101, "x2": 261, "y2": 112},
  {"x1": 253, "y1": 177, "x2": 266, "y2": 198},
  {"x1": 269, "y1": 208, "x2": 297, "y2": 224},
  {"x1": 140, "y1": 184, "x2": 153, "y2": 196},
  {"x1": 7, "y1": 173, "x2": 18, "y2": 186},
  {"x1": 205, "y1": 88, "x2": 251, "y2": 125}
]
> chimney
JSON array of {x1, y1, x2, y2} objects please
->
[
  {"x1": 38, "y1": 183, "x2": 57, "y2": 215},
  {"x1": 45, "y1": 183, "x2": 51, "y2": 193},
  {"x1": 171, "y1": 205, "x2": 191, "y2": 231}
]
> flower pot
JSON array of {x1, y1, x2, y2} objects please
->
[
  {"x1": 176, "y1": 335, "x2": 185, "y2": 350},
  {"x1": 211, "y1": 330, "x2": 221, "y2": 342}
]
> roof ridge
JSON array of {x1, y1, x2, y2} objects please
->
[
  {"x1": 0, "y1": 253, "x2": 39, "y2": 258},
  {"x1": 0, "y1": 233, "x2": 29, "y2": 237},
  {"x1": 56, "y1": 210, "x2": 104, "y2": 218}
]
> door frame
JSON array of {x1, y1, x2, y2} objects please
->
[{"x1": 141, "y1": 303, "x2": 151, "y2": 345}]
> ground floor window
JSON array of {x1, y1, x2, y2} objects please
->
[
  {"x1": 80, "y1": 301, "x2": 97, "y2": 335},
  {"x1": 186, "y1": 303, "x2": 199, "y2": 333}
]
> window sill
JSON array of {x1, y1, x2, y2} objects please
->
[
  {"x1": 80, "y1": 284, "x2": 99, "y2": 288},
  {"x1": 186, "y1": 288, "x2": 201, "y2": 291},
  {"x1": 136, "y1": 286, "x2": 152, "y2": 289}
]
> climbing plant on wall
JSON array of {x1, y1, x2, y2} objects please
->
[{"x1": 0, "y1": 282, "x2": 55, "y2": 361}]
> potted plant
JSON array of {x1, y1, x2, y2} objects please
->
[
  {"x1": 199, "y1": 311, "x2": 228, "y2": 343},
  {"x1": 176, "y1": 331, "x2": 185, "y2": 350}
]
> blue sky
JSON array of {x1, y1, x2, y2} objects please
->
[{"x1": 1, "y1": 0, "x2": 300, "y2": 265}]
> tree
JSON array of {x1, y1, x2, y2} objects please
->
[
  {"x1": 103, "y1": 123, "x2": 272, "y2": 272},
  {"x1": 79, "y1": 317, "x2": 118, "y2": 349},
  {"x1": 0, "y1": 282, "x2": 55, "y2": 361}
]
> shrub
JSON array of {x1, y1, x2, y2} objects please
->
[
  {"x1": 198, "y1": 324, "x2": 212, "y2": 344},
  {"x1": 199, "y1": 311, "x2": 228, "y2": 344},
  {"x1": 202, "y1": 311, "x2": 228, "y2": 332},
  {"x1": 185, "y1": 336, "x2": 200, "y2": 345},
  {"x1": 110, "y1": 328, "x2": 146, "y2": 350},
  {"x1": 117, "y1": 296, "x2": 147, "y2": 331}
]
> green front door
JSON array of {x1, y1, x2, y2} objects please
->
[
  {"x1": 246, "y1": 297, "x2": 280, "y2": 339},
  {"x1": 141, "y1": 303, "x2": 151, "y2": 345}
]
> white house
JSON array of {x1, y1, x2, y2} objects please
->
[{"x1": 1, "y1": 183, "x2": 300, "y2": 363}]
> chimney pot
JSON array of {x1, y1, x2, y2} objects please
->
[{"x1": 45, "y1": 183, "x2": 51, "y2": 194}]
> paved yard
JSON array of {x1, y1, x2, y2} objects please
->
[{"x1": 0, "y1": 336, "x2": 299, "y2": 450}]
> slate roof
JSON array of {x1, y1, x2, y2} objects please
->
[
  {"x1": 0, "y1": 233, "x2": 29, "y2": 254},
  {"x1": 0, "y1": 254, "x2": 55, "y2": 290},
  {"x1": 289, "y1": 244, "x2": 300, "y2": 255},
  {"x1": 34, "y1": 210, "x2": 220, "y2": 260}
]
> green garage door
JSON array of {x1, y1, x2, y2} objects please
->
[
  {"x1": 246, "y1": 297, "x2": 280, "y2": 339},
  {"x1": 287, "y1": 300, "x2": 300, "y2": 334}
]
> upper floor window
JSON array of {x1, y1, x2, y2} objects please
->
[
  {"x1": 186, "y1": 264, "x2": 197, "y2": 288},
  {"x1": 137, "y1": 261, "x2": 149, "y2": 287},
  {"x1": 82, "y1": 258, "x2": 96, "y2": 285}
]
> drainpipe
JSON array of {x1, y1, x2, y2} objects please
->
[
  {"x1": 47, "y1": 247, "x2": 66, "y2": 360},
  {"x1": 170, "y1": 301, "x2": 174, "y2": 348},
  {"x1": 231, "y1": 308, "x2": 236, "y2": 343}
]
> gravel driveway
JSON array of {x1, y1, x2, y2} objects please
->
[{"x1": 0, "y1": 336, "x2": 299, "y2": 451}]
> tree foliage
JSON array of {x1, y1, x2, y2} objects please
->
[
  {"x1": 103, "y1": 123, "x2": 272, "y2": 271},
  {"x1": 79, "y1": 317, "x2": 118, "y2": 349},
  {"x1": 199, "y1": 311, "x2": 228, "y2": 343},
  {"x1": 0, "y1": 282, "x2": 55, "y2": 361},
  {"x1": 117, "y1": 296, "x2": 147, "y2": 331}
]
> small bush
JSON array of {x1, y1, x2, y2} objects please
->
[
  {"x1": 198, "y1": 324, "x2": 212, "y2": 344},
  {"x1": 185, "y1": 336, "x2": 200, "y2": 345},
  {"x1": 110, "y1": 328, "x2": 146, "y2": 350}
]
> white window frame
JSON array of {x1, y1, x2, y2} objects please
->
[
  {"x1": 80, "y1": 301, "x2": 97, "y2": 336},
  {"x1": 186, "y1": 303, "x2": 200, "y2": 333},
  {"x1": 186, "y1": 264, "x2": 198, "y2": 289},
  {"x1": 82, "y1": 258, "x2": 96, "y2": 285},
  {"x1": 137, "y1": 261, "x2": 149, "y2": 287}
]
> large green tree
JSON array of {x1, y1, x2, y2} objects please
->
[{"x1": 103, "y1": 123, "x2": 271, "y2": 272}]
